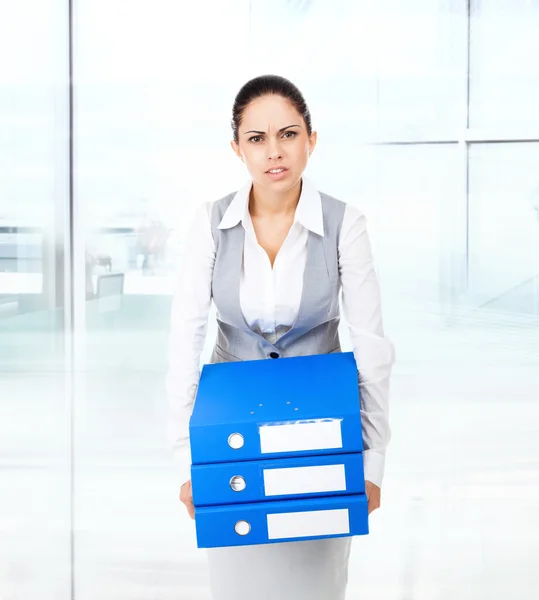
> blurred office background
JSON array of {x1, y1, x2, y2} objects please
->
[{"x1": 1, "y1": 0, "x2": 538, "y2": 598}]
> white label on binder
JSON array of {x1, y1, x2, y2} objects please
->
[
  {"x1": 263, "y1": 464, "x2": 346, "y2": 496},
  {"x1": 259, "y1": 419, "x2": 343, "y2": 454},
  {"x1": 267, "y1": 508, "x2": 350, "y2": 540}
]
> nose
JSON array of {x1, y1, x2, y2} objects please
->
[{"x1": 267, "y1": 137, "x2": 283, "y2": 161}]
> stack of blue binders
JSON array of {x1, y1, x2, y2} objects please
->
[{"x1": 189, "y1": 351, "x2": 369, "y2": 548}]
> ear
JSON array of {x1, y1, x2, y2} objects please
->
[
  {"x1": 308, "y1": 131, "x2": 318, "y2": 156},
  {"x1": 230, "y1": 140, "x2": 244, "y2": 161}
]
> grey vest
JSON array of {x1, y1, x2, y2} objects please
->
[{"x1": 209, "y1": 190, "x2": 346, "y2": 364}]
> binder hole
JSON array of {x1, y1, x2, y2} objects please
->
[
  {"x1": 235, "y1": 520, "x2": 251, "y2": 536},
  {"x1": 228, "y1": 433, "x2": 244, "y2": 449},
  {"x1": 230, "y1": 476, "x2": 246, "y2": 492}
]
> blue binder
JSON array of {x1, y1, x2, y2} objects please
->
[
  {"x1": 195, "y1": 493, "x2": 369, "y2": 548},
  {"x1": 190, "y1": 352, "x2": 363, "y2": 466},
  {"x1": 189, "y1": 351, "x2": 369, "y2": 549},
  {"x1": 191, "y1": 452, "x2": 365, "y2": 507}
]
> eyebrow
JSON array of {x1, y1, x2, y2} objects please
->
[{"x1": 243, "y1": 124, "x2": 301, "y2": 135}]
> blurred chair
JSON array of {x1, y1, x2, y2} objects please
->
[{"x1": 96, "y1": 272, "x2": 124, "y2": 314}]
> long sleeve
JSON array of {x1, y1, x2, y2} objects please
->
[
  {"x1": 338, "y1": 205, "x2": 395, "y2": 488},
  {"x1": 165, "y1": 202, "x2": 215, "y2": 487}
]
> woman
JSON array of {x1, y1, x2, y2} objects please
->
[{"x1": 166, "y1": 74, "x2": 395, "y2": 600}]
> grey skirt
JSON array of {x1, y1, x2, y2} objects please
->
[{"x1": 207, "y1": 537, "x2": 352, "y2": 600}]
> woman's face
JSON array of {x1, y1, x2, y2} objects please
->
[{"x1": 231, "y1": 94, "x2": 317, "y2": 191}]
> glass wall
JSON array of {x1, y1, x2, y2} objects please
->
[
  {"x1": 0, "y1": 1, "x2": 72, "y2": 599},
  {"x1": 468, "y1": 143, "x2": 539, "y2": 315},
  {"x1": 469, "y1": 0, "x2": 539, "y2": 130},
  {"x1": 1, "y1": 1, "x2": 538, "y2": 599}
]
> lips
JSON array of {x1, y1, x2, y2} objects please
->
[{"x1": 266, "y1": 167, "x2": 288, "y2": 173}]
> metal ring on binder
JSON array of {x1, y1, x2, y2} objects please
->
[
  {"x1": 234, "y1": 520, "x2": 251, "y2": 536},
  {"x1": 228, "y1": 433, "x2": 244, "y2": 449},
  {"x1": 229, "y1": 475, "x2": 246, "y2": 492}
]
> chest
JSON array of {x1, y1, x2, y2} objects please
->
[
  {"x1": 250, "y1": 214, "x2": 295, "y2": 268},
  {"x1": 211, "y1": 195, "x2": 344, "y2": 335}
]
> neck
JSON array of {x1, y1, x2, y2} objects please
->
[{"x1": 249, "y1": 178, "x2": 302, "y2": 218}]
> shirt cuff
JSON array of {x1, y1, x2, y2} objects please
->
[
  {"x1": 362, "y1": 449, "x2": 386, "y2": 489},
  {"x1": 173, "y1": 445, "x2": 192, "y2": 488}
]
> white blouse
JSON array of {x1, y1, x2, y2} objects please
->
[{"x1": 166, "y1": 177, "x2": 395, "y2": 489}]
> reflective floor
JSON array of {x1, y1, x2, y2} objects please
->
[{"x1": 1, "y1": 309, "x2": 538, "y2": 600}]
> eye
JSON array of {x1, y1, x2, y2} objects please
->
[
  {"x1": 248, "y1": 135, "x2": 263, "y2": 143},
  {"x1": 283, "y1": 131, "x2": 297, "y2": 138}
]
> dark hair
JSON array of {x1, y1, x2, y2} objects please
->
[{"x1": 231, "y1": 74, "x2": 313, "y2": 143}]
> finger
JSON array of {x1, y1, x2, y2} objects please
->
[
  {"x1": 368, "y1": 495, "x2": 379, "y2": 515},
  {"x1": 180, "y1": 485, "x2": 192, "y2": 502},
  {"x1": 180, "y1": 496, "x2": 194, "y2": 518}
]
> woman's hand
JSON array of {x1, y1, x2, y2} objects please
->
[
  {"x1": 180, "y1": 480, "x2": 195, "y2": 519},
  {"x1": 365, "y1": 480, "x2": 381, "y2": 515}
]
